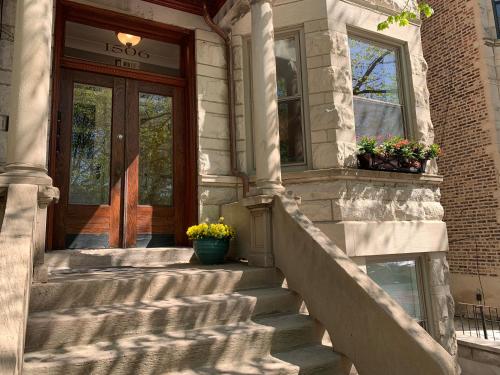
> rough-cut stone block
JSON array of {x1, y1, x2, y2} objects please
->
[
  {"x1": 199, "y1": 137, "x2": 230, "y2": 152},
  {"x1": 410, "y1": 54, "x2": 428, "y2": 76},
  {"x1": 200, "y1": 186, "x2": 238, "y2": 205},
  {"x1": 305, "y1": 31, "x2": 333, "y2": 57},
  {"x1": 197, "y1": 64, "x2": 227, "y2": 80},
  {"x1": 199, "y1": 150, "x2": 231, "y2": 175},
  {"x1": 307, "y1": 67, "x2": 335, "y2": 94},
  {"x1": 312, "y1": 143, "x2": 339, "y2": 169},
  {"x1": 330, "y1": 31, "x2": 349, "y2": 58},
  {"x1": 311, "y1": 130, "x2": 327, "y2": 144},
  {"x1": 196, "y1": 40, "x2": 226, "y2": 68},
  {"x1": 286, "y1": 181, "x2": 348, "y2": 201},
  {"x1": 299, "y1": 200, "x2": 333, "y2": 221},
  {"x1": 304, "y1": 19, "x2": 329, "y2": 34},
  {"x1": 306, "y1": 55, "x2": 330, "y2": 69},
  {"x1": 197, "y1": 76, "x2": 228, "y2": 104},
  {"x1": 199, "y1": 203, "x2": 221, "y2": 222},
  {"x1": 309, "y1": 104, "x2": 340, "y2": 131},
  {"x1": 199, "y1": 113, "x2": 229, "y2": 139},
  {"x1": 198, "y1": 100, "x2": 228, "y2": 115}
]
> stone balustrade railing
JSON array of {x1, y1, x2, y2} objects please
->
[
  {"x1": 0, "y1": 178, "x2": 59, "y2": 375},
  {"x1": 270, "y1": 195, "x2": 458, "y2": 375}
]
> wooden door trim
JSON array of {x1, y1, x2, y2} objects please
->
[
  {"x1": 48, "y1": 0, "x2": 198, "y2": 250},
  {"x1": 61, "y1": 58, "x2": 187, "y2": 88}
]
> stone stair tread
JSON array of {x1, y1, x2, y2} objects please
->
[
  {"x1": 173, "y1": 345, "x2": 345, "y2": 374},
  {"x1": 23, "y1": 314, "x2": 318, "y2": 373},
  {"x1": 28, "y1": 287, "x2": 296, "y2": 321},
  {"x1": 26, "y1": 287, "x2": 301, "y2": 351},
  {"x1": 30, "y1": 263, "x2": 282, "y2": 312},
  {"x1": 44, "y1": 263, "x2": 262, "y2": 282},
  {"x1": 45, "y1": 247, "x2": 195, "y2": 270}
]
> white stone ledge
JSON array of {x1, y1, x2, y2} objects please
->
[
  {"x1": 199, "y1": 174, "x2": 240, "y2": 187},
  {"x1": 317, "y1": 220, "x2": 448, "y2": 257},
  {"x1": 280, "y1": 167, "x2": 443, "y2": 186}
]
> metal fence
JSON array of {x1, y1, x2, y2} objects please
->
[{"x1": 455, "y1": 302, "x2": 500, "y2": 341}]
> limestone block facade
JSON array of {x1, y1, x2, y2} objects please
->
[
  {"x1": 422, "y1": 0, "x2": 500, "y2": 307},
  {"x1": 0, "y1": 0, "x2": 457, "y2": 358}
]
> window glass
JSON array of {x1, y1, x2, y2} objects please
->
[
  {"x1": 69, "y1": 83, "x2": 112, "y2": 205},
  {"x1": 139, "y1": 93, "x2": 173, "y2": 206},
  {"x1": 367, "y1": 260, "x2": 426, "y2": 328},
  {"x1": 348, "y1": 36, "x2": 405, "y2": 138},
  {"x1": 274, "y1": 35, "x2": 305, "y2": 165},
  {"x1": 64, "y1": 21, "x2": 181, "y2": 77}
]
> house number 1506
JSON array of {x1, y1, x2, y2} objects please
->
[{"x1": 105, "y1": 43, "x2": 150, "y2": 59}]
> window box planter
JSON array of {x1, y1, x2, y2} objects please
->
[
  {"x1": 357, "y1": 153, "x2": 428, "y2": 174},
  {"x1": 356, "y1": 136, "x2": 440, "y2": 175}
]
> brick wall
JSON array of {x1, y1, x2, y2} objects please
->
[
  {"x1": 422, "y1": 0, "x2": 500, "y2": 278},
  {"x1": 0, "y1": 0, "x2": 15, "y2": 166}
]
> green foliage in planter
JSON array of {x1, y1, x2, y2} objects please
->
[
  {"x1": 357, "y1": 135, "x2": 441, "y2": 162},
  {"x1": 377, "y1": 1, "x2": 434, "y2": 31},
  {"x1": 357, "y1": 136, "x2": 378, "y2": 155}
]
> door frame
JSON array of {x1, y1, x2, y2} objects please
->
[{"x1": 47, "y1": 0, "x2": 198, "y2": 249}]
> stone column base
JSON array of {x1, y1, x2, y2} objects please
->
[{"x1": 241, "y1": 195, "x2": 275, "y2": 267}]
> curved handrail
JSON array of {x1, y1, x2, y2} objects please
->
[{"x1": 272, "y1": 195, "x2": 459, "y2": 375}]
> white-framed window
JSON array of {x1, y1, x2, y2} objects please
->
[
  {"x1": 366, "y1": 257, "x2": 428, "y2": 330},
  {"x1": 348, "y1": 34, "x2": 409, "y2": 138},
  {"x1": 246, "y1": 30, "x2": 309, "y2": 169}
]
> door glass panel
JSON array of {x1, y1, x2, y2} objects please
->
[
  {"x1": 69, "y1": 83, "x2": 112, "y2": 205},
  {"x1": 139, "y1": 93, "x2": 173, "y2": 206}
]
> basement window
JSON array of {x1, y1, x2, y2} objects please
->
[
  {"x1": 366, "y1": 259, "x2": 428, "y2": 330},
  {"x1": 348, "y1": 35, "x2": 408, "y2": 138}
]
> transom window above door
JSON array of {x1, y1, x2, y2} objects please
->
[{"x1": 64, "y1": 21, "x2": 182, "y2": 77}]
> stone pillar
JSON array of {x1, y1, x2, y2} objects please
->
[
  {"x1": 250, "y1": 0, "x2": 285, "y2": 195},
  {"x1": 5, "y1": 0, "x2": 54, "y2": 179},
  {"x1": 425, "y1": 252, "x2": 460, "y2": 371},
  {"x1": 3, "y1": 0, "x2": 56, "y2": 281}
]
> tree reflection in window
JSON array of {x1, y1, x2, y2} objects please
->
[
  {"x1": 69, "y1": 84, "x2": 112, "y2": 205},
  {"x1": 139, "y1": 93, "x2": 173, "y2": 206},
  {"x1": 349, "y1": 36, "x2": 405, "y2": 138},
  {"x1": 275, "y1": 36, "x2": 305, "y2": 164}
]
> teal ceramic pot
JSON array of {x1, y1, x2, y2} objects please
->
[{"x1": 193, "y1": 238, "x2": 230, "y2": 265}]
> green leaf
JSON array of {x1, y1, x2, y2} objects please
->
[{"x1": 377, "y1": 1, "x2": 434, "y2": 31}]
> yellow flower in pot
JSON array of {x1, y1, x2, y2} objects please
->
[{"x1": 186, "y1": 217, "x2": 235, "y2": 265}]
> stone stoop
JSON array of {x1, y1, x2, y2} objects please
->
[
  {"x1": 23, "y1": 261, "x2": 349, "y2": 374},
  {"x1": 44, "y1": 247, "x2": 196, "y2": 271}
]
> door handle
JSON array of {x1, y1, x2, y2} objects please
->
[{"x1": 117, "y1": 134, "x2": 124, "y2": 141}]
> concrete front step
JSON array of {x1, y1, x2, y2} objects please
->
[
  {"x1": 23, "y1": 314, "x2": 323, "y2": 375},
  {"x1": 175, "y1": 345, "x2": 349, "y2": 375},
  {"x1": 26, "y1": 288, "x2": 301, "y2": 352},
  {"x1": 30, "y1": 264, "x2": 282, "y2": 312},
  {"x1": 45, "y1": 247, "x2": 195, "y2": 270}
]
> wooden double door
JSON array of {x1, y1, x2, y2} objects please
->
[{"x1": 53, "y1": 69, "x2": 187, "y2": 249}]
